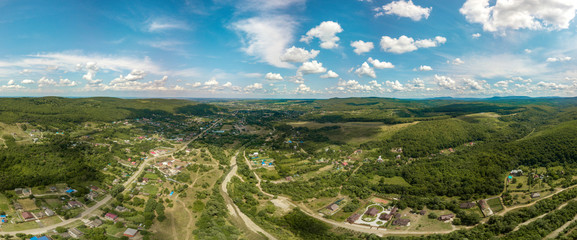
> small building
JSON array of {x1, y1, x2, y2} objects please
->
[
  {"x1": 392, "y1": 218, "x2": 411, "y2": 226},
  {"x1": 14, "y1": 188, "x2": 23, "y2": 195},
  {"x1": 105, "y1": 213, "x2": 118, "y2": 221},
  {"x1": 365, "y1": 207, "x2": 379, "y2": 217},
  {"x1": 347, "y1": 213, "x2": 360, "y2": 223},
  {"x1": 45, "y1": 208, "x2": 55, "y2": 216},
  {"x1": 327, "y1": 203, "x2": 339, "y2": 211},
  {"x1": 460, "y1": 202, "x2": 476, "y2": 209},
  {"x1": 86, "y1": 218, "x2": 103, "y2": 228},
  {"x1": 21, "y1": 211, "x2": 35, "y2": 221},
  {"x1": 379, "y1": 213, "x2": 393, "y2": 221},
  {"x1": 14, "y1": 203, "x2": 23, "y2": 210},
  {"x1": 115, "y1": 205, "x2": 128, "y2": 212},
  {"x1": 419, "y1": 210, "x2": 427, "y2": 215},
  {"x1": 68, "y1": 201, "x2": 83, "y2": 208},
  {"x1": 438, "y1": 214, "x2": 455, "y2": 221},
  {"x1": 511, "y1": 169, "x2": 523, "y2": 176},
  {"x1": 68, "y1": 228, "x2": 84, "y2": 238},
  {"x1": 123, "y1": 228, "x2": 139, "y2": 238},
  {"x1": 390, "y1": 207, "x2": 398, "y2": 215},
  {"x1": 531, "y1": 192, "x2": 541, "y2": 198}
]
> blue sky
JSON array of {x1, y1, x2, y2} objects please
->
[{"x1": 1, "y1": 0, "x2": 577, "y2": 98}]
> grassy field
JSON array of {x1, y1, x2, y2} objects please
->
[
  {"x1": 17, "y1": 199, "x2": 38, "y2": 211},
  {"x1": 40, "y1": 216, "x2": 63, "y2": 226},
  {"x1": 487, "y1": 198, "x2": 504, "y2": 213},
  {"x1": 142, "y1": 184, "x2": 159, "y2": 195},
  {"x1": 143, "y1": 173, "x2": 160, "y2": 180},
  {"x1": 393, "y1": 208, "x2": 453, "y2": 232},
  {"x1": 287, "y1": 121, "x2": 416, "y2": 145},
  {"x1": 1, "y1": 220, "x2": 41, "y2": 231},
  {"x1": 370, "y1": 176, "x2": 411, "y2": 186},
  {"x1": 0, "y1": 193, "x2": 11, "y2": 211}
]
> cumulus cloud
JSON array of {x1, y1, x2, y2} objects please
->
[
  {"x1": 418, "y1": 65, "x2": 433, "y2": 71},
  {"x1": 351, "y1": 40, "x2": 374, "y2": 55},
  {"x1": 107, "y1": 76, "x2": 182, "y2": 91},
  {"x1": 320, "y1": 70, "x2": 339, "y2": 78},
  {"x1": 380, "y1": 35, "x2": 446, "y2": 54},
  {"x1": 204, "y1": 77, "x2": 219, "y2": 86},
  {"x1": 367, "y1": 57, "x2": 394, "y2": 69},
  {"x1": 375, "y1": 0, "x2": 432, "y2": 21},
  {"x1": 2, "y1": 80, "x2": 25, "y2": 89},
  {"x1": 233, "y1": 16, "x2": 297, "y2": 68},
  {"x1": 494, "y1": 80, "x2": 511, "y2": 88},
  {"x1": 298, "y1": 60, "x2": 327, "y2": 74},
  {"x1": 451, "y1": 58, "x2": 465, "y2": 65},
  {"x1": 537, "y1": 81, "x2": 571, "y2": 90},
  {"x1": 223, "y1": 82, "x2": 233, "y2": 88},
  {"x1": 386, "y1": 80, "x2": 405, "y2": 91},
  {"x1": 355, "y1": 62, "x2": 376, "y2": 78},
  {"x1": 265, "y1": 72, "x2": 284, "y2": 81},
  {"x1": 460, "y1": 0, "x2": 577, "y2": 32},
  {"x1": 110, "y1": 69, "x2": 147, "y2": 84},
  {"x1": 336, "y1": 79, "x2": 375, "y2": 92},
  {"x1": 244, "y1": 82, "x2": 263, "y2": 91},
  {"x1": 21, "y1": 79, "x2": 35, "y2": 84},
  {"x1": 280, "y1": 46, "x2": 320, "y2": 63},
  {"x1": 546, "y1": 56, "x2": 572, "y2": 62},
  {"x1": 434, "y1": 74, "x2": 457, "y2": 90},
  {"x1": 472, "y1": 33, "x2": 481, "y2": 38},
  {"x1": 463, "y1": 78, "x2": 485, "y2": 90},
  {"x1": 300, "y1": 21, "x2": 343, "y2": 49},
  {"x1": 524, "y1": 49, "x2": 533, "y2": 54},
  {"x1": 407, "y1": 78, "x2": 426, "y2": 90},
  {"x1": 296, "y1": 83, "x2": 311, "y2": 93}
]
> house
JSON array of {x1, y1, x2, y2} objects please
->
[
  {"x1": 511, "y1": 169, "x2": 523, "y2": 176},
  {"x1": 479, "y1": 199, "x2": 494, "y2": 217},
  {"x1": 67, "y1": 201, "x2": 83, "y2": 208},
  {"x1": 531, "y1": 192, "x2": 541, "y2": 198},
  {"x1": 460, "y1": 202, "x2": 477, "y2": 209},
  {"x1": 347, "y1": 213, "x2": 360, "y2": 223},
  {"x1": 327, "y1": 203, "x2": 339, "y2": 211},
  {"x1": 365, "y1": 207, "x2": 380, "y2": 217},
  {"x1": 50, "y1": 186, "x2": 58, "y2": 192},
  {"x1": 392, "y1": 218, "x2": 411, "y2": 226},
  {"x1": 390, "y1": 207, "x2": 398, "y2": 215},
  {"x1": 14, "y1": 188, "x2": 23, "y2": 195},
  {"x1": 90, "y1": 186, "x2": 100, "y2": 192},
  {"x1": 21, "y1": 211, "x2": 35, "y2": 221},
  {"x1": 438, "y1": 214, "x2": 455, "y2": 221},
  {"x1": 86, "y1": 218, "x2": 103, "y2": 228},
  {"x1": 68, "y1": 228, "x2": 84, "y2": 238},
  {"x1": 123, "y1": 228, "x2": 139, "y2": 238},
  {"x1": 115, "y1": 205, "x2": 128, "y2": 212},
  {"x1": 105, "y1": 213, "x2": 118, "y2": 221},
  {"x1": 44, "y1": 208, "x2": 55, "y2": 216},
  {"x1": 14, "y1": 202, "x2": 23, "y2": 210},
  {"x1": 35, "y1": 211, "x2": 46, "y2": 219},
  {"x1": 87, "y1": 192, "x2": 99, "y2": 201},
  {"x1": 379, "y1": 213, "x2": 393, "y2": 221},
  {"x1": 419, "y1": 210, "x2": 427, "y2": 215}
]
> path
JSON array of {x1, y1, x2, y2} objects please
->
[
  {"x1": 221, "y1": 152, "x2": 277, "y2": 240},
  {"x1": 545, "y1": 213, "x2": 577, "y2": 239},
  {"x1": 498, "y1": 184, "x2": 577, "y2": 216},
  {"x1": 513, "y1": 198, "x2": 575, "y2": 231}
]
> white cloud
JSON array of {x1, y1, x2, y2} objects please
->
[
  {"x1": 452, "y1": 58, "x2": 465, "y2": 65},
  {"x1": 407, "y1": 78, "x2": 425, "y2": 90},
  {"x1": 546, "y1": 56, "x2": 572, "y2": 62},
  {"x1": 296, "y1": 83, "x2": 311, "y2": 93},
  {"x1": 204, "y1": 77, "x2": 219, "y2": 86},
  {"x1": 300, "y1": 21, "x2": 343, "y2": 49},
  {"x1": 187, "y1": 82, "x2": 202, "y2": 88},
  {"x1": 233, "y1": 16, "x2": 297, "y2": 68},
  {"x1": 472, "y1": 33, "x2": 481, "y2": 38},
  {"x1": 524, "y1": 49, "x2": 532, "y2": 54},
  {"x1": 320, "y1": 70, "x2": 339, "y2": 78},
  {"x1": 244, "y1": 82, "x2": 263, "y2": 91},
  {"x1": 223, "y1": 82, "x2": 233, "y2": 88},
  {"x1": 463, "y1": 78, "x2": 485, "y2": 90},
  {"x1": 434, "y1": 74, "x2": 457, "y2": 90},
  {"x1": 386, "y1": 80, "x2": 405, "y2": 91},
  {"x1": 236, "y1": 0, "x2": 305, "y2": 12},
  {"x1": 2, "y1": 80, "x2": 25, "y2": 89},
  {"x1": 265, "y1": 72, "x2": 284, "y2": 81},
  {"x1": 418, "y1": 65, "x2": 433, "y2": 71},
  {"x1": 380, "y1": 35, "x2": 446, "y2": 54},
  {"x1": 36, "y1": 77, "x2": 79, "y2": 87},
  {"x1": 106, "y1": 76, "x2": 182, "y2": 91},
  {"x1": 147, "y1": 18, "x2": 190, "y2": 32},
  {"x1": 336, "y1": 79, "x2": 374, "y2": 92},
  {"x1": 375, "y1": 0, "x2": 432, "y2": 21},
  {"x1": 494, "y1": 80, "x2": 511, "y2": 88},
  {"x1": 298, "y1": 60, "x2": 327, "y2": 74},
  {"x1": 280, "y1": 46, "x2": 320, "y2": 63},
  {"x1": 350, "y1": 40, "x2": 374, "y2": 55},
  {"x1": 367, "y1": 57, "x2": 394, "y2": 69},
  {"x1": 537, "y1": 81, "x2": 571, "y2": 90},
  {"x1": 110, "y1": 69, "x2": 147, "y2": 84},
  {"x1": 460, "y1": 0, "x2": 577, "y2": 32},
  {"x1": 354, "y1": 62, "x2": 376, "y2": 78},
  {"x1": 21, "y1": 79, "x2": 35, "y2": 84}
]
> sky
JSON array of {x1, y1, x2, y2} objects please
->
[{"x1": 1, "y1": 0, "x2": 577, "y2": 98}]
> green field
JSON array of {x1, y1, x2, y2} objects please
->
[{"x1": 487, "y1": 198, "x2": 504, "y2": 213}]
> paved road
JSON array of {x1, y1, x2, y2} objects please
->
[
  {"x1": 221, "y1": 152, "x2": 277, "y2": 240},
  {"x1": 0, "y1": 118, "x2": 222, "y2": 236}
]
